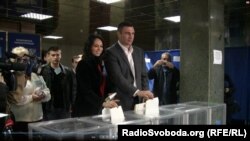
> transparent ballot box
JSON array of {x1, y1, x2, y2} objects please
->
[
  {"x1": 125, "y1": 109, "x2": 184, "y2": 125},
  {"x1": 84, "y1": 112, "x2": 151, "y2": 125},
  {"x1": 160, "y1": 104, "x2": 208, "y2": 125},
  {"x1": 83, "y1": 112, "x2": 151, "y2": 139},
  {"x1": 183, "y1": 101, "x2": 226, "y2": 125},
  {"x1": 28, "y1": 117, "x2": 111, "y2": 140}
]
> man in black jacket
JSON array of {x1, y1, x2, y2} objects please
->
[
  {"x1": 40, "y1": 46, "x2": 76, "y2": 120},
  {"x1": 148, "y1": 52, "x2": 180, "y2": 105}
]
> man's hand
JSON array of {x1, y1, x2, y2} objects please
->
[
  {"x1": 136, "y1": 90, "x2": 154, "y2": 100},
  {"x1": 153, "y1": 60, "x2": 164, "y2": 68},
  {"x1": 164, "y1": 61, "x2": 174, "y2": 69},
  {"x1": 154, "y1": 60, "x2": 174, "y2": 69}
]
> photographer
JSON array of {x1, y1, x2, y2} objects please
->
[
  {"x1": 148, "y1": 52, "x2": 180, "y2": 105},
  {"x1": 8, "y1": 46, "x2": 51, "y2": 140}
]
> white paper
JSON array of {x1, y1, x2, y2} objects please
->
[
  {"x1": 213, "y1": 50, "x2": 222, "y2": 64},
  {"x1": 108, "y1": 92, "x2": 117, "y2": 100},
  {"x1": 110, "y1": 106, "x2": 125, "y2": 124},
  {"x1": 173, "y1": 56, "x2": 180, "y2": 62},
  {"x1": 0, "y1": 113, "x2": 8, "y2": 118},
  {"x1": 134, "y1": 103, "x2": 145, "y2": 115},
  {"x1": 102, "y1": 93, "x2": 117, "y2": 121},
  {"x1": 102, "y1": 108, "x2": 110, "y2": 118},
  {"x1": 145, "y1": 58, "x2": 151, "y2": 63},
  {"x1": 145, "y1": 97, "x2": 159, "y2": 117},
  {"x1": 101, "y1": 108, "x2": 111, "y2": 122}
]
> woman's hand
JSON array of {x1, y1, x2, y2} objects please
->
[{"x1": 103, "y1": 99, "x2": 120, "y2": 108}]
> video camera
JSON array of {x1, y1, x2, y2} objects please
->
[
  {"x1": 0, "y1": 52, "x2": 43, "y2": 91},
  {"x1": 0, "y1": 52, "x2": 27, "y2": 71},
  {"x1": 22, "y1": 53, "x2": 44, "y2": 75}
]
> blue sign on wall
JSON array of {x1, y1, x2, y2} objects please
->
[
  {"x1": 0, "y1": 32, "x2": 6, "y2": 58},
  {"x1": 145, "y1": 49, "x2": 180, "y2": 69},
  {"x1": 8, "y1": 32, "x2": 40, "y2": 57}
]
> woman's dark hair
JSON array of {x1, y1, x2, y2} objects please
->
[{"x1": 83, "y1": 34, "x2": 104, "y2": 60}]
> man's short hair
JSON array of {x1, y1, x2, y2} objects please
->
[
  {"x1": 118, "y1": 21, "x2": 134, "y2": 32},
  {"x1": 47, "y1": 46, "x2": 61, "y2": 53},
  {"x1": 161, "y1": 52, "x2": 172, "y2": 62}
]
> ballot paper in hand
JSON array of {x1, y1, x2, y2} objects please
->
[
  {"x1": 0, "y1": 113, "x2": 8, "y2": 118},
  {"x1": 108, "y1": 92, "x2": 116, "y2": 100},
  {"x1": 145, "y1": 97, "x2": 159, "y2": 117},
  {"x1": 102, "y1": 92, "x2": 117, "y2": 116},
  {"x1": 102, "y1": 108, "x2": 110, "y2": 120},
  {"x1": 102, "y1": 92, "x2": 125, "y2": 124},
  {"x1": 110, "y1": 106, "x2": 125, "y2": 124}
]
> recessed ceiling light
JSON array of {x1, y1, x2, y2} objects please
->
[
  {"x1": 164, "y1": 16, "x2": 180, "y2": 23},
  {"x1": 43, "y1": 36, "x2": 63, "y2": 39},
  {"x1": 97, "y1": 26, "x2": 117, "y2": 31},
  {"x1": 97, "y1": 0, "x2": 121, "y2": 4},
  {"x1": 20, "y1": 12, "x2": 53, "y2": 20}
]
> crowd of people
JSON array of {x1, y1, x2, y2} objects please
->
[{"x1": 0, "y1": 21, "x2": 238, "y2": 140}]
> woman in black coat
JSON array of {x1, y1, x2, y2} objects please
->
[{"x1": 72, "y1": 34, "x2": 117, "y2": 117}]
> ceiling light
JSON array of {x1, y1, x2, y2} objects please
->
[
  {"x1": 97, "y1": 26, "x2": 117, "y2": 31},
  {"x1": 97, "y1": 0, "x2": 121, "y2": 4},
  {"x1": 43, "y1": 36, "x2": 63, "y2": 39},
  {"x1": 164, "y1": 16, "x2": 180, "y2": 23},
  {"x1": 20, "y1": 12, "x2": 53, "y2": 20}
]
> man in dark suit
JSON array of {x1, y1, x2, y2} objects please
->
[
  {"x1": 148, "y1": 52, "x2": 180, "y2": 105},
  {"x1": 104, "y1": 21, "x2": 154, "y2": 111}
]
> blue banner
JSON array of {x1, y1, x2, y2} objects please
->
[
  {"x1": 8, "y1": 32, "x2": 40, "y2": 57},
  {"x1": 0, "y1": 32, "x2": 6, "y2": 58}
]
